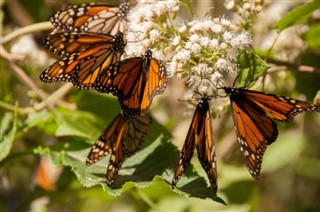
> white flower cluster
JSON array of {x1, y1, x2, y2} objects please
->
[
  {"x1": 10, "y1": 35, "x2": 54, "y2": 68},
  {"x1": 125, "y1": 0, "x2": 179, "y2": 58},
  {"x1": 126, "y1": 1, "x2": 252, "y2": 93},
  {"x1": 168, "y1": 17, "x2": 252, "y2": 92}
]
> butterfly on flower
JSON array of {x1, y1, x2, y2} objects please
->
[
  {"x1": 50, "y1": 2, "x2": 130, "y2": 36},
  {"x1": 95, "y1": 49, "x2": 168, "y2": 118},
  {"x1": 86, "y1": 113, "x2": 151, "y2": 187},
  {"x1": 221, "y1": 86, "x2": 320, "y2": 180},
  {"x1": 40, "y1": 31, "x2": 125, "y2": 89},
  {"x1": 172, "y1": 93, "x2": 218, "y2": 193}
]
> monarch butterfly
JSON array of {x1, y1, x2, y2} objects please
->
[
  {"x1": 50, "y1": 2, "x2": 129, "y2": 36},
  {"x1": 95, "y1": 49, "x2": 167, "y2": 118},
  {"x1": 172, "y1": 93, "x2": 218, "y2": 193},
  {"x1": 222, "y1": 87, "x2": 320, "y2": 180},
  {"x1": 86, "y1": 113, "x2": 151, "y2": 187},
  {"x1": 40, "y1": 32, "x2": 125, "y2": 89}
]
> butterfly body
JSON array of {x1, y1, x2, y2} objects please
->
[
  {"x1": 223, "y1": 86, "x2": 320, "y2": 179},
  {"x1": 95, "y1": 49, "x2": 167, "y2": 117},
  {"x1": 172, "y1": 94, "x2": 218, "y2": 193}
]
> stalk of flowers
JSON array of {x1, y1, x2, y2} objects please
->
[{"x1": 224, "y1": 0, "x2": 268, "y2": 29}]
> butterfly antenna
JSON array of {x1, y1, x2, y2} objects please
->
[{"x1": 232, "y1": 75, "x2": 239, "y2": 87}]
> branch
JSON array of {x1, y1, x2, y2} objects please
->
[
  {"x1": 267, "y1": 58, "x2": 320, "y2": 75},
  {"x1": 1, "y1": 22, "x2": 53, "y2": 44}
]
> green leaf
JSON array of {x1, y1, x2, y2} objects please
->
[
  {"x1": 305, "y1": 23, "x2": 320, "y2": 48},
  {"x1": 25, "y1": 111, "x2": 51, "y2": 128},
  {"x1": 34, "y1": 131, "x2": 225, "y2": 203},
  {"x1": 25, "y1": 111, "x2": 58, "y2": 135},
  {"x1": 274, "y1": 0, "x2": 320, "y2": 32},
  {"x1": 55, "y1": 108, "x2": 104, "y2": 140},
  {"x1": 237, "y1": 48, "x2": 270, "y2": 88},
  {"x1": 0, "y1": 111, "x2": 18, "y2": 161}
]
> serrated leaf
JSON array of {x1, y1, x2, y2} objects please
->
[
  {"x1": 274, "y1": 0, "x2": 320, "y2": 32},
  {"x1": 0, "y1": 111, "x2": 18, "y2": 161},
  {"x1": 55, "y1": 108, "x2": 104, "y2": 140},
  {"x1": 237, "y1": 48, "x2": 270, "y2": 88},
  {"x1": 34, "y1": 129, "x2": 225, "y2": 202}
]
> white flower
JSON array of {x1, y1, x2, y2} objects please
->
[
  {"x1": 215, "y1": 58, "x2": 228, "y2": 71},
  {"x1": 220, "y1": 17, "x2": 232, "y2": 27},
  {"x1": 230, "y1": 37, "x2": 240, "y2": 47},
  {"x1": 220, "y1": 42, "x2": 228, "y2": 49},
  {"x1": 200, "y1": 37, "x2": 211, "y2": 47},
  {"x1": 185, "y1": 42, "x2": 201, "y2": 54},
  {"x1": 210, "y1": 71, "x2": 224, "y2": 88},
  {"x1": 175, "y1": 49, "x2": 191, "y2": 63},
  {"x1": 10, "y1": 35, "x2": 51, "y2": 68},
  {"x1": 243, "y1": 3, "x2": 251, "y2": 10},
  {"x1": 178, "y1": 24, "x2": 188, "y2": 34},
  {"x1": 210, "y1": 23, "x2": 222, "y2": 34},
  {"x1": 189, "y1": 34, "x2": 200, "y2": 43},
  {"x1": 209, "y1": 39, "x2": 219, "y2": 48},
  {"x1": 237, "y1": 31, "x2": 252, "y2": 46},
  {"x1": 167, "y1": 60, "x2": 178, "y2": 77},
  {"x1": 149, "y1": 29, "x2": 161, "y2": 42},
  {"x1": 223, "y1": 31, "x2": 233, "y2": 42},
  {"x1": 125, "y1": 44, "x2": 146, "y2": 57},
  {"x1": 171, "y1": 36, "x2": 181, "y2": 46},
  {"x1": 225, "y1": 1, "x2": 235, "y2": 10}
]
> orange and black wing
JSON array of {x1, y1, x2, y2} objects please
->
[
  {"x1": 225, "y1": 87, "x2": 278, "y2": 180},
  {"x1": 95, "y1": 49, "x2": 167, "y2": 117},
  {"x1": 50, "y1": 2, "x2": 129, "y2": 35},
  {"x1": 106, "y1": 114, "x2": 151, "y2": 187},
  {"x1": 172, "y1": 95, "x2": 218, "y2": 193},
  {"x1": 40, "y1": 32, "x2": 125, "y2": 89},
  {"x1": 86, "y1": 113, "x2": 126, "y2": 165},
  {"x1": 240, "y1": 88, "x2": 320, "y2": 122},
  {"x1": 44, "y1": 31, "x2": 114, "y2": 57},
  {"x1": 122, "y1": 114, "x2": 152, "y2": 157}
]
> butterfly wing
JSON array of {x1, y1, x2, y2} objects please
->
[
  {"x1": 41, "y1": 32, "x2": 125, "y2": 89},
  {"x1": 122, "y1": 114, "x2": 152, "y2": 157},
  {"x1": 80, "y1": 2, "x2": 129, "y2": 36},
  {"x1": 172, "y1": 96, "x2": 217, "y2": 192},
  {"x1": 95, "y1": 50, "x2": 167, "y2": 117},
  {"x1": 240, "y1": 89, "x2": 320, "y2": 122},
  {"x1": 171, "y1": 107, "x2": 197, "y2": 188},
  {"x1": 50, "y1": 2, "x2": 129, "y2": 35},
  {"x1": 195, "y1": 98, "x2": 218, "y2": 193},
  {"x1": 86, "y1": 114, "x2": 125, "y2": 165},
  {"x1": 44, "y1": 31, "x2": 114, "y2": 57},
  {"x1": 106, "y1": 124, "x2": 126, "y2": 187},
  {"x1": 229, "y1": 89, "x2": 278, "y2": 180},
  {"x1": 106, "y1": 115, "x2": 151, "y2": 187}
]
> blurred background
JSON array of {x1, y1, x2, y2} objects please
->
[{"x1": 1, "y1": 0, "x2": 320, "y2": 211}]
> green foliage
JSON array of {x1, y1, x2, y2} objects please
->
[
  {"x1": 237, "y1": 48, "x2": 270, "y2": 88},
  {"x1": 305, "y1": 23, "x2": 320, "y2": 48},
  {"x1": 33, "y1": 115, "x2": 226, "y2": 202},
  {"x1": 0, "y1": 111, "x2": 18, "y2": 161},
  {"x1": 274, "y1": 0, "x2": 320, "y2": 32}
]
